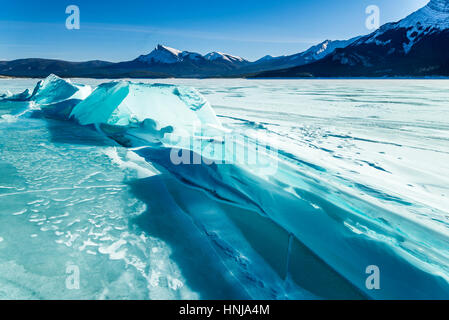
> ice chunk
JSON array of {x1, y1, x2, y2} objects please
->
[
  {"x1": 29, "y1": 74, "x2": 91, "y2": 104},
  {"x1": 1, "y1": 74, "x2": 91, "y2": 105},
  {"x1": 39, "y1": 99, "x2": 84, "y2": 120},
  {"x1": 1, "y1": 88, "x2": 32, "y2": 101},
  {"x1": 0, "y1": 90, "x2": 12, "y2": 99},
  {"x1": 70, "y1": 81, "x2": 223, "y2": 138}
]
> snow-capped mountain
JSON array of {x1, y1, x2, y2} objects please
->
[
  {"x1": 400, "y1": 0, "x2": 449, "y2": 30},
  {"x1": 204, "y1": 52, "x2": 248, "y2": 64},
  {"x1": 137, "y1": 45, "x2": 184, "y2": 64},
  {"x1": 130, "y1": 39, "x2": 361, "y2": 76},
  {"x1": 125, "y1": 44, "x2": 251, "y2": 76},
  {"x1": 136, "y1": 45, "x2": 248, "y2": 67},
  {"x1": 0, "y1": 38, "x2": 364, "y2": 78},
  {"x1": 135, "y1": 40, "x2": 355, "y2": 75},
  {"x1": 257, "y1": 0, "x2": 449, "y2": 77},
  {"x1": 5, "y1": 0, "x2": 449, "y2": 80},
  {"x1": 245, "y1": 37, "x2": 360, "y2": 73},
  {"x1": 133, "y1": 39, "x2": 365, "y2": 75},
  {"x1": 352, "y1": 0, "x2": 449, "y2": 54},
  {"x1": 300, "y1": 37, "x2": 361, "y2": 62},
  {"x1": 137, "y1": 45, "x2": 207, "y2": 64}
]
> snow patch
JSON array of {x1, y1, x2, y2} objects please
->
[{"x1": 204, "y1": 51, "x2": 247, "y2": 63}]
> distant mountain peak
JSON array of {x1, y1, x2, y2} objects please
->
[
  {"x1": 137, "y1": 44, "x2": 183, "y2": 64},
  {"x1": 204, "y1": 51, "x2": 247, "y2": 63},
  {"x1": 254, "y1": 55, "x2": 276, "y2": 63},
  {"x1": 156, "y1": 44, "x2": 182, "y2": 56},
  {"x1": 299, "y1": 37, "x2": 361, "y2": 61},
  {"x1": 136, "y1": 45, "x2": 248, "y2": 66}
]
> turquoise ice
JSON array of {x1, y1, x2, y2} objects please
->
[{"x1": 0, "y1": 75, "x2": 448, "y2": 299}]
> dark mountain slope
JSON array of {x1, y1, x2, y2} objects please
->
[{"x1": 254, "y1": 0, "x2": 449, "y2": 78}]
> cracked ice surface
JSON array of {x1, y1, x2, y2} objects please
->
[
  {"x1": 0, "y1": 116, "x2": 199, "y2": 299},
  {"x1": 1, "y1": 76, "x2": 449, "y2": 299}
]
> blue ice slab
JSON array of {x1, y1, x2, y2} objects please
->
[
  {"x1": 1, "y1": 74, "x2": 91, "y2": 105},
  {"x1": 70, "y1": 81, "x2": 224, "y2": 139}
]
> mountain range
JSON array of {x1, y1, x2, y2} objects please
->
[
  {"x1": 0, "y1": 39, "x2": 349, "y2": 78},
  {"x1": 255, "y1": 0, "x2": 449, "y2": 77},
  {"x1": 1, "y1": 0, "x2": 448, "y2": 78}
]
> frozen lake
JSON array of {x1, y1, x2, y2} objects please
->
[{"x1": 0, "y1": 78, "x2": 448, "y2": 299}]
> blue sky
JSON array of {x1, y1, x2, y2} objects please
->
[{"x1": 0, "y1": 0, "x2": 429, "y2": 62}]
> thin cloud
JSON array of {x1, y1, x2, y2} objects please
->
[
  {"x1": 0, "y1": 20, "x2": 321, "y2": 45},
  {"x1": 84, "y1": 22, "x2": 322, "y2": 44}
]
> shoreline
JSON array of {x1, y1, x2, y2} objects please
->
[{"x1": 2, "y1": 75, "x2": 449, "y2": 80}]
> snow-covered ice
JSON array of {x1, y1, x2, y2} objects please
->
[{"x1": 0, "y1": 76, "x2": 448, "y2": 299}]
